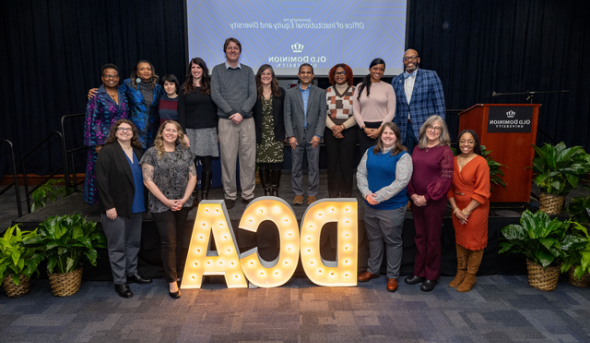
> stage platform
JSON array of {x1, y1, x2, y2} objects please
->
[{"x1": 11, "y1": 174, "x2": 530, "y2": 282}]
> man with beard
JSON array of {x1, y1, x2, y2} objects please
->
[{"x1": 391, "y1": 49, "x2": 446, "y2": 154}]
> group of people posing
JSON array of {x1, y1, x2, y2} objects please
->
[{"x1": 83, "y1": 37, "x2": 491, "y2": 298}]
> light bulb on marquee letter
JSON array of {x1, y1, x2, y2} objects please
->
[
  {"x1": 300, "y1": 199, "x2": 358, "y2": 287},
  {"x1": 181, "y1": 200, "x2": 247, "y2": 289},
  {"x1": 239, "y1": 197, "x2": 299, "y2": 288}
]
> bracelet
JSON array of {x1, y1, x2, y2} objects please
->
[
  {"x1": 462, "y1": 209, "x2": 471, "y2": 216},
  {"x1": 453, "y1": 208, "x2": 460, "y2": 215},
  {"x1": 341, "y1": 124, "x2": 346, "y2": 130}
]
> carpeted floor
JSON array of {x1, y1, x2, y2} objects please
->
[{"x1": 1, "y1": 274, "x2": 589, "y2": 343}]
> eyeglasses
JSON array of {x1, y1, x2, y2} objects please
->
[
  {"x1": 335, "y1": 71, "x2": 346, "y2": 76},
  {"x1": 103, "y1": 74, "x2": 119, "y2": 79},
  {"x1": 403, "y1": 56, "x2": 419, "y2": 62},
  {"x1": 117, "y1": 127, "x2": 132, "y2": 132},
  {"x1": 427, "y1": 125, "x2": 442, "y2": 132}
]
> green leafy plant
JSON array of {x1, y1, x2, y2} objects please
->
[
  {"x1": 450, "y1": 145, "x2": 507, "y2": 192},
  {"x1": 37, "y1": 214, "x2": 107, "y2": 274},
  {"x1": 560, "y1": 222, "x2": 590, "y2": 280},
  {"x1": 532, "y1": 142, "x2": 590, "y2": 196},
  {"x1": 31, "y1": 179, "x2": 67, "y2": 212},
  {"x1": 566, "y1": 196, "x2": 590, "y2": 226},
  {"x1": 499, "y1": 210, "x2": 585, "y2": 268},
  {"x1": 0, "y1": 225, "x2": 44, "y2": 286}
]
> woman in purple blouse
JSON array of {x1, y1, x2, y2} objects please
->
[
  {"x1": 84, "y1": 64, "x2": 129, "y2": 205},
  {"x1": 404, "y1": 115, "x2": 454, "y2": 292}
]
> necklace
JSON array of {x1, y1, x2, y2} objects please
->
[{"x1": 458, "y1": 154, "x2": 476, "y2": 166}]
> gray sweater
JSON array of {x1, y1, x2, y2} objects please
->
[{"x1": 210, "y1": 63, "x2": 257, "y2": 119}]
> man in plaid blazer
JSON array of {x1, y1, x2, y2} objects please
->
[{"x1": 391, "y1": 49, "x2": 446, "y2": 154}]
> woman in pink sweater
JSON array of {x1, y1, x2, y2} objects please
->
[{"x1": 353, "y1": 58, "x2": 396, "y2": 155}]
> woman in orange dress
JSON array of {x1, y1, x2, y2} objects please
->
[{"x1": 447, "y1": 130, "x2": 490, "y2": 292}]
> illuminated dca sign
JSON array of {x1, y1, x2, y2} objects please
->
[{"x1": 181, "y1": 197, "x2": 358, "y2": 289}]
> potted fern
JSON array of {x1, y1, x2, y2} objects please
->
[
  {"x1": 0, "y1": 225, "x2": 44, "y2": 298},
  {"x1": 37, "y1": 214, "x2": 107, "y2": 297},
  {"x1": 532, "y1": 142, "x2": 590, "y2": 215},
  {"x1": 499, "y1": 210, "x2": 585, "y2": 291}
]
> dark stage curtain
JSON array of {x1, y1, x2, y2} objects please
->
[
  {"x1": 406, "y1": 0, "x2": 590, "y2": 145},
  {"x1": 1, "y1": 0, "x2": 589, "y2": 176},
  {"x1": 0, "y1": 0, "x2": 187, "y2": 176}
]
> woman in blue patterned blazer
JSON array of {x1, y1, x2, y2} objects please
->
[{"x1": 89, "y1": 60, "x2": 164, "y2": 149}]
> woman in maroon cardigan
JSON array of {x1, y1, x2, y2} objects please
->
[{"x1": 405, "y1": 115, "x2": 454, "y2": 292}]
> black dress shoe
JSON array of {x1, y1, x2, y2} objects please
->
[
  {"x1": 242, "y1": 197, "x2": 253, "y2": 204},
  {"x1": 127, "y1": 273, "x2": 152, "y2": 284},
  {"x1": 115, "y1": 283, "x2": 133, "y2": 298},
  {"x1": 169, "y1": 290, "x2": 181, "y2": 299},
  {"x1": 225, "y1": 199, "x2": 236, "y2": 209},
  {"x1": 420, "y1": 280, "x2": 437, "y2": 292},
  {"x1": 405, "y1": 275, "x2": 426, "y2": 285}
]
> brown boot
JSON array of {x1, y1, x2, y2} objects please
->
[
  {"x1": 449, "y1": 244, "x2": 470, "y2": 288},
  {"x1": 457, "y1": 249, "x2": 484, "y2": 293}
]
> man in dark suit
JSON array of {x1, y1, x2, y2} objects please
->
[
  {"x1": 391, "y1": 49, "x2": 446, "y2": 154},
  {"x1": 284, "y1": 63, "x2": 328, "y2": 205}
]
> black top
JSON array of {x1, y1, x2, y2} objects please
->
[
  {"x1": 252, "y1": 87, "x2": 286, "y2": 144},
  {"x1": 178, "y1": 87, "x2": 218, "y2": 130},
  {"x1": 95, "y1": 142, "x2": 146, "y2": 219}
]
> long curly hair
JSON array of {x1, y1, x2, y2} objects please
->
[
  {"x1": 357, "y1": 58, "x2": 386, "y2": 100},
  {"x1": 182, "y1": 57, "x2": 211, "y2": 96},
  {"x1": 153, "y1": 120, "x2": 187, "y2": 158},
  {"x1": 105, "y1": 119, "x2": 142, "y2": 149},
  {"x1": 256, "y1": 64, "x2": 281, "y2": 99},
  {"x1": 328, "y1": 63, "x2": 353, "y2": 86},
  {"x1": 130, "y1": 60, "x2": 159, "y2": 89},
  {"x1": 373, "y1": 122, "x2": 406, "y2": 156}
]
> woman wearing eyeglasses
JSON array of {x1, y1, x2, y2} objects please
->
[
  {"x1": 324, "y1": 63, "x2": 357, "y2": 198},
  {"x1": 95, "y1": 119, "x2": 152, "y2": 298},
  {"x1": 84, "y1": 64, "x2": 129, "y2": 205},
  {"x1": 404, "y1": 115, "x2": 453, "y2": 292}
]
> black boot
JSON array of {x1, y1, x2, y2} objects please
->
[
  {"x1": 271, "y1": 169, "x2": 281, "y2": 197},
  {"x1": 260, "y1": 167, "x2": 271, "y2": 196},
  {"x1": 201, "y1": 171, "x2": 212, "y2": 200}
]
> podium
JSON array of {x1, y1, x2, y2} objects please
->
[{"x1": 458, "y1": 104, "x2": 541, "y2": 203}]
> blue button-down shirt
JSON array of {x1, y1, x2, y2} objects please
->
[{"x1": 298, "y1": 83, "x2": 310, "y2": 128}]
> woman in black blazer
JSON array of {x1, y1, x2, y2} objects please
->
[
  {"x1": 95, "y1": 119, "x2": 152, "y2": 299},
  {"x1": 253, "y1": 64, "x2": 286, "y2": 196}
]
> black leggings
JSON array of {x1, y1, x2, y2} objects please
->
[
  {"x1": 196, "y1": 155, "x2": 212, "y2": 173},
  {"x1": 152, "y1": 208, "x2": 192, "y2": 283}
]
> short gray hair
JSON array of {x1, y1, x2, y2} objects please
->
[{"x1": 417, "y1": 115, "x2": 450, "y2": 149}]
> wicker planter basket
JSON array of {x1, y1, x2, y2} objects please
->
[
  {"x1": 526, "y1": 259, "x2": 560, "y2": 291},
  {"x1": 2, "y1": 274, "x2": 31, "y2": 298},
  {"x1": 47, "y1": 268, "x2": 83, "y2": 297},
  {"x1": 567, "y1": 266, "x2": 590, "y2": 288},
  {"x1": 539, "y1": 192, "x2": 565, "y2": 215}
]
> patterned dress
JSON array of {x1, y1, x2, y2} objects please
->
[
  {"x1": 119, "y1": 78, "x2": 163, "y2": 149},
  {"x1": 256, "y1": 97, "x2": 284, "y2": 163},
  {"x1": 83, "y1": 86, "x2": 128, "y2": 205}
]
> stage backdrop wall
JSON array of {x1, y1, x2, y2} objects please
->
[{"x1": 1, "y1": 0, "x2": 589, "y2": 177}]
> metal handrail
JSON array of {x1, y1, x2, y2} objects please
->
[
  {"x1": 0, "y1": 140, "x2": 23, "y2": 217},
  {"x1": 21, "y1": 131, "x2": 67, "y2": 213},
  {"x1": 61, "y1": 113, "x2": 86, "y2": 192}
]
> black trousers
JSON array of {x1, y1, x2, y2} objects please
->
[
  {"x1": 324, "y1": 127, "x2": 358, "y2": 197},
  {"x1": 152, "y1": 207, "x2": 192, "y2": 283},
  {"x1": 357, "y1": 122, "x2": 381, "y2": 157}
]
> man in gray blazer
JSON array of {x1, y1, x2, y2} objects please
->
[{"x1": 284, "y1": 63, "x2": 328, "y2": 205}]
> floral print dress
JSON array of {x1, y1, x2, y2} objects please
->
[{"x1": 256, "y1": 97, "x2": 284, "y2": 163}]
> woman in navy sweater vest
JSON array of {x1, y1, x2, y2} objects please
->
[{"x1": 356, "y1": 122, "x2": 413, "y2": 292}]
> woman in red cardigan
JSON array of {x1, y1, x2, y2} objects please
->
[{"x1": 405, "y1": 115, "x2": 454, "y2": 292}]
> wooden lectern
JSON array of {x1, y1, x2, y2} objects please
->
[{"x1": 458, "y1": 104, "x2": 541, "y2": 203}]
